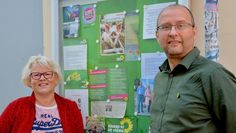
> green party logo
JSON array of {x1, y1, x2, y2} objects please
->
[{"x1": 120, "y1": 118, "x2": 133, "y2": 133}]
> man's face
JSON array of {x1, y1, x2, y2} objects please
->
[{"x1": 156, "y1": 6, "x2": 197, "y2": 59}]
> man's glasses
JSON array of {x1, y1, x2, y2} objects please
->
[
  {"x1": 30, "y1": 71, "x2": 54, "y2": 80},
  {"x1": 157, "y1": 23, "x2": 194, "y2": 32}
]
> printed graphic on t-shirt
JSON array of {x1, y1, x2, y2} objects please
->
[{"x1": 32, "y1": 104, "x2": 63, "y2": 133}]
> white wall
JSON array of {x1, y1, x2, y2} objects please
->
[{"x1": 0, "y1": 0, "x2": 43, "y2": 113}]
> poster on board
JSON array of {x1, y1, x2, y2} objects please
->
[
  {"x1": 100, "y1": 12, "x2": 125, "y2": 55},
  {"x1": 63, "y1": 4, "x2": 80, "y2": 38},
  {"x1": 205, "y1": 0, "x2": 219, "y2": 61},
  {"x1": 82, "y1": 4, "x2": 96, "y2": 25},
  {"x1": 125, "y1": 11, "x2": 140, "y2": 61}
]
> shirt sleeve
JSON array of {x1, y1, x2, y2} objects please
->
[{"x1": 202, "y1": 66, "x2": 236, "y2": 133}]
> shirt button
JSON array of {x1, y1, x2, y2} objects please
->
[
  {"x1": 159, "y1": 108, "x2": 164, "y2": 113},
  {"x1": 159, "y1": 106, "x2": 164, "y2": 112}
]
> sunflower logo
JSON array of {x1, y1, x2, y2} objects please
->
[
  {"x1": 120, "y1": 118, "x2": 133, "y2": 133},
  {"x1": 120, "y1": 55, "x2": 125, "y2": 61},
  {"x1": 66, "y1": 72, "x2": 81, "y2": 81}
]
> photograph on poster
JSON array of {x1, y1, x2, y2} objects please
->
[
  {"x1": 63, "y1": 4, "x2": 80, "y2": 38},
  {"x1": 86, "y1": 115, "x2": 105, "y2": 133},
  {"x1": 124, "y1": 11, "x2": 140, "y2": 61},
  {"x1": 134, "y1": 79, "x2": 154, "y2": 116},
  {"x1": 100, "y1": 12, "x2": 125, "y2": 55}
]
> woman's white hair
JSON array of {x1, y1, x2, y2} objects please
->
[{"x1": 21, "y1": 55, "x2": 62, "y2": 87}]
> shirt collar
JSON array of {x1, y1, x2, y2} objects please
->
[{"x1": 159, "y1": 47, "x2": 200, "y2": 72}]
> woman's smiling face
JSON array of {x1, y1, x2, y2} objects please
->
[{"x1": 29, "y1": 64, "x2": 59, "y2": 96}]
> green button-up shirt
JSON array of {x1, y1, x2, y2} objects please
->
[{"x1": 150, "y1": 47, "x2": 236, "y2": 133}]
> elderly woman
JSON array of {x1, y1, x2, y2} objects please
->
[{"x1": 0, "y1": 55, "x2": 84, "y2": 132}]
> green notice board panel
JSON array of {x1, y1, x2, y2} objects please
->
[{"x1": 60, "y1": 0, "x2": 177, "y2": 132}]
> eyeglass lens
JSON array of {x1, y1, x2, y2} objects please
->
[{"x1": 31, "y1": 71, "x2": 53, "y2": 80}]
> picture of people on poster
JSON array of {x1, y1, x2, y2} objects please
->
[
  {"x1": 135, "y1": 79, "x2": 153, "y2": 115},
  {"x1": 144, "y1": 85, "x2": 152, "y2": 113},
  {"x1": 137, "y1": 81, "x2": 145, "y2": 113}
]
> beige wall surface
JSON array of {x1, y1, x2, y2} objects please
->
[
  {"x1": 190, "y1": 0, "x2": 205, "y2": 56},
  {"x1": 43, "y1": 0, "x2": 51, "y2": 57},
  {"x1": 218, "y1": 0, "x2": 236, "y2": 75},
  {"x1": 191, "y1": 0, "x2": 236, "y2": 75}
]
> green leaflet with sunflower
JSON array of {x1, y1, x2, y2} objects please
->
[
  {"x1": 106, "y1": 117, "x2": 137, "y2": 133},
  {"x1": 64, "y1": 70, "x2": 88, "y2": 89}
]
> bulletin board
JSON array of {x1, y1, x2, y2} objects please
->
[{"x1": 60, "y1": 0, "x2": 177, "y2": 132}]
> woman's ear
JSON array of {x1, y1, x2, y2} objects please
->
[
  {"x1": 54, "y1": 73, "x2": 60, "y2": 84},
  {"x1": 156, "y1": 31, "x2": 160, "y2": 43},
  {"x1": 27, "y1": 79, "x2": 32, "y2": 88}
]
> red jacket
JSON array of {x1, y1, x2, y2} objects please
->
[{"x1": 0, "y1": 93, "x2": 84, "y2": 133}]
